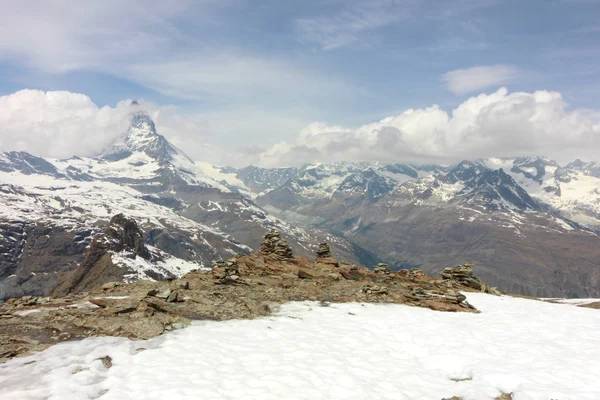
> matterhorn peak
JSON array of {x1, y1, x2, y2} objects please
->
[{"x1": 102, "y1": 110, "x2": 192, "y2": 165}]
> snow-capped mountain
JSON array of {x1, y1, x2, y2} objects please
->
[
  {"x1": 2, "y1": 106, "x2": 600, "y2": 298},
  {"x1": 248, "y1": 158, "x2": 600, "y2": 297},
  {"x1": 481, "y1": 157, "x2": 600, "y2": 229},
  {"x1": 0, "y1": 110, "x2": 359, "y2": 300}
]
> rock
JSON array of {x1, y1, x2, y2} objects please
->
[
  {"x1": 316, "y1": 257, "x2": 339, "y2": 267},
  {"x1": 327, "y1": 273, "x2": 341, "y2": 280},
  {"x1": 441, "y1": 264, "x2": 500, "y2": 295},
  {"x1": 408, "y1": 268, "x2": 424, "y2": 278},
  {"x1": 360, "y1": 285, "x2": 388, "y2": 295},
  {"x1": 155, "y1": 289, "x2": 172, "y2": 299},
  {"x1": 174, "y1": 280, "x2": 190, "y2": 290},
  {"x1": 373, "y1": 263, "x2": 390, "y2": 274},
  {"x1": 316, "y1": 242, "x2": 332, "y2": 259},
  {"x1": 166, "y1": 290, "x2": 185, "y2": 303},
  {"x1": 97, "y1": 355, "x2": 112, "y2": 369},
  {"x1": 259, "y1": 230, "x2": 293, "y2": 259},
  {"x1": 89, "y1": 298, "x2": 109, "y2": 308},
  {"x1": 101, "y1": 282, "x2": 121, "y2": 290},
  {"x1": 35, "y1": 297, "x2": 51, "y2": 305},
  {"x1": 297, "y1": 269, "x2": 314, "y2": 279},
  {"x1": 214, "y1": 260, "x2": 242, "y2": 284},
  {"x1": 172, "y1": 322, "x2": 186, "y2": 330}
]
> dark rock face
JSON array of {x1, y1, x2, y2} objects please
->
[
  {"x1": 335, "y1": 169, "x2": 397, "y2": 200},
  {"x1": 457, "y1": 169, "x2": 540, "y2": 211},
  {"x1": 235, "y1": 165, "x2": 298, "y2": 193},
  {"x1": 104, "y1": 214, "x2": 151, "y2": 260},
  {"x1": 0, "y1": 152, "x2": 61, "y2": 176},
  {"x1": 53, "y1": 214, "x2": 156, "y2": 297},
  {"x1": 0, "y1": 222, "x2": 95, "y2": 300},
  {"x1": 511, "y1": 157, "x2": 559, "y2": 184}
]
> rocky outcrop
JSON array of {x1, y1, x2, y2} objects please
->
[
  {"x1": 1, "y1": 250, "x2": 496, "y2": 361},
  {"x1": 258, "y1": 230, "x2": 293, "y2": 259},
  {"x1": 442, "y1": 264, "x2": 502, "y2": 295},
  {"x1": 0, "y1": 221, "x2": 96, "y2": 300},
  {"x1": 52, "y1": 214, "x2": 157, "y2": 297}
]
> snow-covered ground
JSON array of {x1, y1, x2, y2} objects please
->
[{"x1": 2, "y1": 293, "x2": 600, "y2": 400}]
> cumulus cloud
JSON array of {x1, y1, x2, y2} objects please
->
[
  {"x1": 1, "y1": 88, "x2": 599, "y2": 168},
  {"x1": 253, "y1": 88, "x2": 600, "y2": 167},
  {"x1": 0, "y1": 89, "x2": 222, "y2": 162},
  {"x1": 0, "y1": 90, "x2": 136, "y2": 158},
  {"x1": 443, "y1": 65, "x2": 518, "y2": 95}
]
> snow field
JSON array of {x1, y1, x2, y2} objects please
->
[{"x1": 1, "y1": 293, "x2": 600, "y2": 400}]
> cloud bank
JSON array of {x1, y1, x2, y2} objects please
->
[
  {"x1": 0, "y1": 88, "x2": 598, "y2": 167},
  {"x1": 254, "y1": 87, "x2": 600, "y2": 167}
]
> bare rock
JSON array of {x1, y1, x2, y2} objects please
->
[{"x1": 373, "y1": 263, "x2": 391, "y2": 274}]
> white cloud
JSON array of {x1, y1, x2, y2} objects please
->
[
  {"x1": 253, "y1": 88, "x2": 600, "y2": 167},
  {"x1": 443, "y1": 65, "x2": 518, "y2": 95},
  {"x1": 0, "y1": 89, "x2": 220, "y2": 162},
  {"x1": 0, "y1": 90, "x2": 135, "y2": 159},
  {"x1": 2, "y1": 88, "x2": 599, "y2": 168}
]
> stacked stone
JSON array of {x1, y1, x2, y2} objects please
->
[
  {"x1": 316, "y1": 242, "x2": 332, "y2": 259},
  {"x1": 212, "y1": 258, "x2": 241, "y2": 284},
  {"x1": 408, "y1": 268, "x2": 424, "y2": 277},
  {"x1": 259, "y1": 230, "x2": 293, "y2": 259},
  {"x1": 373, "y1": 263, "x2": 391, "y2": 274},
  {"x1": 441, "y1": 263, "x2": 501, "y2": 295}
]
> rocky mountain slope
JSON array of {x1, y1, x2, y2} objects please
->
[
  {"x1": 0, "y1": 234, "x2": 497, "y2": 361},
  {"x1": 1, "y1": 105, "x2": 599, "y2": 299},
  {"x1": 0, "y1": 108, "x2": 359, "y2": 300},
  {"x1": 230, "y1": 159, "x2": 600, "y2": 297}
]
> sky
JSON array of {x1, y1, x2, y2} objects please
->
[{"x1": 0, "y1": 0, "x2": 599, "y2": 167}]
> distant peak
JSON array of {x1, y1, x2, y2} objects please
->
[
  {"x1": 101, "y1": 111, "x2": 192, "y2": 164},
  {"x1": 130, "y1": 99, "x2": 140, "y2": 106}
]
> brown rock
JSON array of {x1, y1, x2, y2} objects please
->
[{"x1": 166, "y1": 290, "x2": 185, "y2": 303}]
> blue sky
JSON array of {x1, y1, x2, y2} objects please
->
[{"x1": 0, "y1": 0, "x2": 599, "y2": 166}]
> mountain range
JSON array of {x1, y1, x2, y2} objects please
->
[{"x1": 1, "y1": 107, "x2": 599, "y2": 299}]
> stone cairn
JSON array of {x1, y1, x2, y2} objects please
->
[
  {"x1": 373, "y1": 263, "x2": 391, "y2": 274},
  {"x1": 259, "y1": 230, "x2": 293, "y2": 260},
  {"x1": 316, "y1": 242, "x2": 332, "y2": 259},
  {"x1": 441, "y1": 264, "x2": 501, "y2": 295},
  {"x1": 212, "y1": 258, "x2": 241, "y2": 284}
]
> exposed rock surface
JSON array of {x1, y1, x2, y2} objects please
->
[
  {"x1": 373, "y1": 263, "x2": 391, "y2": 274},
  {"x1": 52, "y1": 214, "x2": 159, "y2": 297},
  {"x1": 442, "y1": 264, "x2": 502, "y2": 295},
  {"x1": 0, "y1": 252, "x2": 497, "y2": 362}
]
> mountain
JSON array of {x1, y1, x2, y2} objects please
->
[
  {"x1": 0, "y1": 110, "x2": 360, "y2": 300},
  {"x1": 251, "y1": 158, "x2": 600, "y2": 297},
  {"x1": 2, "y1": 108, "x2": 599, "y2": 298},
  {"x1": 480, "y1": 157, "x2": 600, "y2": 230}
]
